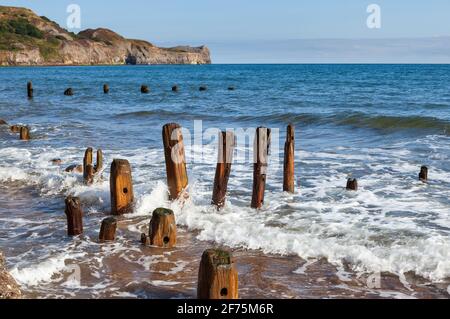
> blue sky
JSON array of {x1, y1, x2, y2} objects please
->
[{"x1": 3, "y1": 0, "x2": 450, "y2": 63}]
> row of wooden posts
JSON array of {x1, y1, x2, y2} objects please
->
[{"x1": 24, "y1": 81, "x2": 233, "y2": 98}]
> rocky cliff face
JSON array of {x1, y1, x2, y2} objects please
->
[
  {"x1": 0, "y1": 6, "x2": 211, "y2": 66},
  {"x1": 0, "y1": 251, "x2": 21, "y2": 299}
]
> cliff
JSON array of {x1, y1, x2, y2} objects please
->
[{"x1": 0, "y1": 6, "x2": 211, "y2": 66}]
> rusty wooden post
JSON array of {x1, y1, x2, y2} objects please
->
[
  {"x1": 162, "y1": 123, "x2": 188, "y2": 200},
  {"x1": 197, "y1": 249, "x2": 238, "y2": 300},
  {"x1": 27, "y1": 81, "x2": 33, "y2": 98},
  {"x1": 347, "y1": 178, "x2": 358, "y2": 191},
  {"x1": 64, "y1": 88, "x2": 73, "y2": 96},
  {"x1": 212, "y1": 131, "x2": 235, "y2": 208},
  {"x1": 141, "y1": 85, "x2": 149, "y2": 93},
  {"x1": 419, "y1": 166, "x2": 428, "y2": 182},
  {"x1": 283, "y1": 124, "x2": 295, "y2": 193},
  {"x1": 64, "y1": 196, "x2": 83, "y2": 236},
  {"x1": 19, "y1": 126, "x2": 30, "y2": 140},
  {"x1": 110, "y1": 159, "x2": 134, "y2": 215},
  {"x1": 251, "y1": 127, "x2": 271, "y2": 209},
  {"x1": 148, "y1": 208, "x2": 177, "y2": 248},
  {"x1": 103, "y1": 84, "x2": 109, "y2": 94},
  {"x1": 95, "y1": 149, "x2": 103, "y2": 173},
  {"x1": 99, "y1": 217, "x2": 117, "y2": 242},
  {"x1": 83, "y1": 147, "x2": 93, "y2": 181}
]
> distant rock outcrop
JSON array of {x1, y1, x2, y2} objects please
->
[
  {"x1": 0, "y1": 251, "x2": 21, "y2": 299},
  {"x1": 0, "y1": 6, "x2": 211, "y2": 66}
]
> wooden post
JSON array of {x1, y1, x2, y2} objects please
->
[
  {"x1": 162, "y1": 123, "x2": 189, "y2": 200},
  {"x1": 10, "y1": 125, "x2": 22, "y2": 133},
  {"x1": 199, "y1": 86, "x2": 207, "y2": 91},
  {"x1": 27, "y1": 81, "x2": 33, "y2": 98},
  {"x1": 419, "y1": 166, "x2": 428, "y2": 182},
  {"x1": 212, "y1": 131, "x2": 235, "y2": 208},
  {"x1": 149, "y1": 208, "x2": 177, "y2": 248},
  {"x1": 141, "y1": 233, "x2": 151, "y2": 246},
  {"x1": 95, "y1": 149, "x2": 103, "y2": 173},
  {"x1": 99, "y1": 217, "x2": 117, "y2": 242},
  {"x1": 172, "y1": 85, "x2": 179, "y2": 92},
  {"x1": 85, "y1": 164, "x2": 95, "y2": 185},
  {"x1": 103, "y1": 84, "x2": 109, "y2": 94},
  {"x1": 110, "y1": 159, "x2": 134, "y2": 215},
  {"x1": 64, "y1": 88, "x2": 73, "y2": 96},
  {"x1": 141, "y1": 85, "x2": 149, "y2": 93},
  {"x1": 19, "y1": 126, "x2": 30, "y2": 140},
  {"x1": 251, "y1": 127, "x2": 271, "y2": 209},
  {"x1": 64, "y1": 196, "x2": 83, "y2": 236},
  {"x1": 228, "y1": 86, "x2": 235, "y2": 91},
  {"x1": 197, "y1": 249, "x2": 238, "y2": 300},
  {"x1": 83, "y1": 147, "x2": 93, "y2": 181},
  {"x1": 283, "y1": 124, "x2": 295, "y2": 193},
  {"x1": 347, "y1": 178, "x2": 358, "y2": 191},
  {"x1": 65, "y1": 164, "x2": 83, "y2": 173}
]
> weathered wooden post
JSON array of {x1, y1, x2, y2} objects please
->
[
  {"x1": 283, "y1": 124, "x2": 295, "y2": 193},
  {"x1": 141, "y1": 85, "x2": 149, "y2": 93},
  {"x1": 85, "y1": 164, "x2": 95, "y2": 185},
  {"x1": 251, "y1": 127, "x2": 271, "y2": 209},
  {"x1": 103, "y1": 84, "x2": 109, "y2": 94},
  {"x1": 95, "y1": 149, "x2": 103, "y2": 173},
  {"x1": 347, "y1": 178, "x2": 358, "y2": 191},
  {"x1": 10, "y1": 125, "x2": 22, "y2": 133},
  {"x1": 99, "y1": 217, "x2": 117, "y2": 242},
  {"x1": 162, "y1": 123, "x2": 189, "y2": 200},
  {"x1": 27, "y1": 81, "x2": 33, "y2": 98},
  {"x1": 64, "y1": 196, "x2": 83, "y2": 236},
  {"x1": 19, "y1": 126, "x2": 30, "y2": 140},
  {"x1": 147, "y1": 208, "x2": 177, "y2": 248},
  {"x1": 197, "y1": 249, "x2": 239, "y2": 300},
  {"x1": 212, "y1": 131, "x2": 235, "y2": 208},
  {"x1": 110, "y1": 159, "x2": 134, "y2": 215},
  {"x1": 83, "y1": 147, "x2": 93, "y2": 182},
  {"x1": 64, "y1": 88, "x2": 74, "y2": 96},
  {"x1": 419, "y1": 166, "x2": 428, "y2": 182}
]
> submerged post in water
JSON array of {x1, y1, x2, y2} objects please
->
[
  {"x1": 19, "y1": 126, "x2": 30, "y2": 141},
  {"x1": 99, "y1": 217, "x2": 117, "y2": 242},
  {"x1": 27, "y1": 81, "x2": 33, "y2": 98},
  {"x1": 65, "y1": 196, "x2": 83, "y2": 236},
  {"x1": 212, "y1": 131, "x2": 235, "y2": 208},
  {"x1": 283, "y1": 124, "x2": 295, "y2": 193},
  {"x1": 197, "y1": 249, "x2": 239, "y2": 300},
  {"x1": 103, "y1": 84, "x2": 109, "y2": 94},
  {"x1": 162, "y1": 123, "x2": 188, "y2": 200},
  {"x1": 110, "y1": 159, "x2": 134, "y2": 215},
  {"x1": 251, "y1": 127, "x2": 271, "y2": 209},
  {"x1": 347, "y1": 178, "x2": 358, "y2": 191},
  {"x1": 419, "y1": 166, "x2": 428, "y2": 182},
  {"x1": 83, "y1": 147, "x2": 93, "y2": 182},
  {"x1": 148, "y1": 208, "x2": 177, "y2": 248}
]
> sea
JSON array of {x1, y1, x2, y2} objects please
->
[{"x1": 0, "y1": 64, "x2": 449, "y2": 298}]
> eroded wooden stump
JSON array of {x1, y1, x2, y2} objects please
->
[
  {"x1": 346, "y1": 178, "x2": 358, "y2": 191},
  {"x1": 99, "y1": 217, "x2": 117, "y2": 242},
  {"x1": 19, "y1": 126, "x2": 30, "y2": 140},
  {"x1": 65, "y1": 164, "x2": 83, "y2": 173},
  {"x1": 141, "y1": 85, "x2": 149, "y2": 94},
  {"x1": 103, "y1": 84, "x2": 110, "y2": 94},
  {"x1": 148, "y1": 208, "x2": 177, "y2": 248},
  {"x1": 212, "y1": 131, "x2": 235, "y2": 208},
  {"x1": 162, "y1": 123, "x2": 188, "y2": 200},
  {"x1": 83, "y1": 147, "x2": 93, "y2": 182},
  {"x1": 85, "y1": 164, "x2": 95, "y2": 185},
  {"x1": 95, "y1": 149, "x2": 103, "y2": 173},
  {"x1": 419, "y1": 166, "x2": 428, "y2": 182},
  {"x1": 110, "y1": 159, "x2": 134, "y2": 215},
  {"x1": 283, "y1": 124, "x2": 295, "y2": 193},
  {"x1": 251, "y1": 127, "x2": 271, "y2": 209},
  {"x1": 10, "y1": 125, "x2": 22, "y2": 133},
  {"x1": 64, "y1": 196, "x2": 83, "y2": 236},
  {"x1": 197, "y1": 249, "x2": 239, "y2": 300},
  {"x1": 64, "y1": 88, "x2": 74, "y2": 96},
  {"x1": 27, "y1": 81, "x2": 33, "y2": 98}
]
